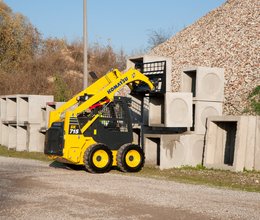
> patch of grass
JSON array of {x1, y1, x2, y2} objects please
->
[
  {"x1": 0, "y1": 145, "x2": 51, "y2": 162},
  {"x1": 131, "y1": 165, "x2": 260, "y2": 192}
]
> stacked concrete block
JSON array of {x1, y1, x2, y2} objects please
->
[
  {"x1": 204, "y1": 116, "x2": 260, "y2": 172},
  {"x1": 181, "y1": 67, "x2": 224, "y2": 134},
  {"x1": 0, "y1": 121, "x2": 1, "y2": 144},
  {"x1": 149, "y1": 96, "x2": 164, "y2": 126},
  {"x1": 16, "y1": 125, "x2": 27, "y2": 151},
  {"x1": 255, "y1": 116, "x2": 260, "y2": 170},
  {"x1": 6, "y1": 97, "x2": 17, "y2": 122},
  {"x1": 17, "y1": 97, "x2": 29, "y2": 123},
  {"x1": 1, "y1": 123, "x2": 8, "y2": 147},
  {"x1": 8, "y1": 124, "x2": 17, "y2": 150},
  {"x1": 127, "y1": 55, "x2": 173, "y2": 127},
  {"x1": 127, "y1": 55, "x2": 172, "y2": 92},
  {"x1": 17, "y1": 95, "x2": 54, "y2": 124},
  {"x1": 144, "y1": 135, "x2": 160, "y2": 166},
  {"x1": 149, "y1": 92, "x2": 192, "y2": 128},
  {"x1": 144, "y1": 133, "x2": 204, "y2": 169},
  {"x1": 0, "y1": 94, "x2": 54, "y2": 152},
  {"x1": 164, "y1": 92, "x2": 192, "y2": 127},
  {"x1": 0, "y1": 97, "x2": 7, "y2": 121},
  {"x1": 181, "y1": 67, "x2": 224, "y2": 101},
  {"x1": 193, "y1": 101, "x2": 223, "y2": 134},
  {"x1": 42, "y1": 101, "x2": 65, "y2": 129},
  {"x1": 28, "y1": 124, "x2": 46, "y2": 152}
]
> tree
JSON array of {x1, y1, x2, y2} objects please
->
[
  {"x1": 0, "y1": 2, "x2": 41, "y2": 72},
  {"x1": 147, "y1": 28, "x2": 173, "y2": 49}
]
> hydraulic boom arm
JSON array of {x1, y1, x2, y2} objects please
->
[{"x1": 48, "y1": 68, "x2": 154, "y2": 127}]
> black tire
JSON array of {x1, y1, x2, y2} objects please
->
[
  {"x1": 117, "y1": 144, "x2": 145, "y2": 172},
  {"x1": 84, "y1": 144, "x2": 113, "y2": 173}
]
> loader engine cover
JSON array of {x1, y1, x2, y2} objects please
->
[{"x1": 44, "y1": 122, "x2": 64, "y2": 156}]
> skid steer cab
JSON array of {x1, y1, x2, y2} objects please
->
[{"x1": 44, "y1": 68, "x2": 154, "y2": 173}]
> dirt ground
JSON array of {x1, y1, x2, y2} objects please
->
[{"x1": 0, "y1": 156, "x2": 260, "y2": 220}]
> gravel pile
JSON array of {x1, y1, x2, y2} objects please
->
[{"x1": 150, "y1": 0, "x2": 260, "y2": 115}]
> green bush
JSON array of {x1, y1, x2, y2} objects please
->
[{"x1": 248, "y1": 85, "x2": 260, "y2": 115}]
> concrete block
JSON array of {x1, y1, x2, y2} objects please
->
[
  {"x1": 144, "y1": 133, "x2": 205, "y2": 169},
  {"x1": 165, "y1": 92, "x2": 192, "y2": 127},
  {"x1": 254, "y1": 116, "x2": 260, "y2": 170},
  {"x1": 149, "y1": 92, "x2": 193, "y2": 128},
  {"x1": 8, "y1": 124, "x2": 17, "y2": 150},
  {"x1": 127, "y1": 55, "x2": 172, "y2": 92},
  {"x1": 0, "y1": 97, "x2": 7, "y2": 120},
  {"x1": 27, "y1": 124, "x2": 45, "y2": 152},
  {"x1": 43, "y1": 101, "x2": 65, "y2": 129},
  {"x1": 244, "y1": 117, "x2": 257, "y2": 170},
  {"x1": 17, "y1": 95, "x2": 54, "y2": 124},
  {"x1": 149, "y1": 96, "x2": 164, "y2": 126},
  {"x1": 6, "y1": 97, "x2": 17, "y2": 122},
  {"x1": 159, "y1": 134, "x2": 204, "y2": 169},
  {"x1": 193, "y1": 101, "x2": 223, "y2": 134},
  {"x1": 204, "y1": 116, "x2": 259, "y2": 172},
  {"x1": 16, "y1": 125, "x2": 28, "y2": 151},
  {"x1": 0, "y1": 121, "x2": 1, "y2": 144},
  {"x1": 144, "y1": 135, "x2": 160, "y2": 166},
  {"x1": 181, "y1": 66, "x2": 224, "y2": 102},
  {"x1": 1, "y1": 123, "x2": 8, "y2": 146},
  {"x1": 17, "y1": 96, "x2": 29, "y2": 122}
]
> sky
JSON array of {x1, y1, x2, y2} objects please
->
[{"x1": 4, "y1": 0, "x2": 226, "y2": 54}]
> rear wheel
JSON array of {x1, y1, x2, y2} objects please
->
[
  {"x1": 117, "y1": 144, "x2": 145, "y2": 172},
  {"x1": 84, "y1": 144, "x2": 113, "y2": 173}
]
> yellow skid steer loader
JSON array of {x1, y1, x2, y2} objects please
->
[{"x1": 44, "y1": 68, "x2": 154, "y2": 173}]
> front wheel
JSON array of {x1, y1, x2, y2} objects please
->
[
  {"x1": 84, "y1": 144, "x2": 113, "y2": 173},
  {"x1": 117, "y1": 144, "x2": 145, "y2": 172}
]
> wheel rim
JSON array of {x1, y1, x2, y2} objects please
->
[
  {"x1": 92, "y1": 150, "x2": 109, "y2": 168},
  {"x1": 125, "y1": 150, "x2": 141, "y2": 168}
]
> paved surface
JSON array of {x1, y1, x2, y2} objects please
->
[{"x1": 0, "y1": 156, "x2": 260, "y2": 220}]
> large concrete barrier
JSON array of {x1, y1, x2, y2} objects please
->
[
  {"x1": 148, "y1": 92, "x2": 193, "y2": 128},
  {"x1": 204, "y1": 116, "x2": 260, "y2": 171},
  {"x1": 181, "y1": 66, "x2": 224, "y2": 102},
  {"x1": 144, "y1": 133, "x2": 204, "y2": 169}
]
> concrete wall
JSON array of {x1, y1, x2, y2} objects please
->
[
  {"x1": 144, "y1": 133, "x2": 204, "y2": 169},
  {"x1": 204, "y1": 116, "x2": 260, "y2": 171}
]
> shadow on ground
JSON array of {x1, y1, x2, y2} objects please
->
[
  {"x1": 49, "y1": 161, "x2": 85, "y2": 171},
  {"x1": 49, "y1": 161, "x2": 122, "y2": 173}
]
